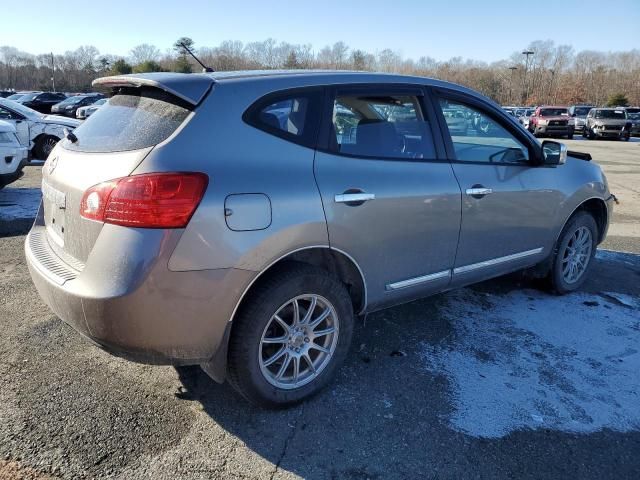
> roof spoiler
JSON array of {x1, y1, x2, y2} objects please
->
[{"x1": 92, "y1": 72, "x2": 214, "y2": 106}]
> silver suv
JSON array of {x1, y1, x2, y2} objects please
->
[
  {"x1": 583, "y1": 107, "x2": 631, "y2": 141},
  {"x1": 26, "y1": 71, "x2": 614, "y2": 407}
]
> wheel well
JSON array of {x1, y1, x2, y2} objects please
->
[
  {"x1": 32, "y1": 133, "x2": 60, "y2": 155},
  {"x1": 577, "y1": 198, "x2": 608, "y2": 243},
  {"x1": 236, "y1": 248, "x2": 366, "y2": 319}
]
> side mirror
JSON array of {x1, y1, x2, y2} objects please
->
[{"x1": 541, "y1": 140, "x2": 567, "y2": 166}]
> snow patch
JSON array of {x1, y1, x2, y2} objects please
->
[{"x1": 421, "y1": 288, "x2": 640, "y2": 438}]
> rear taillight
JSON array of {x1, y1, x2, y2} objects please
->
[{"x1": 80, "y1": 172, "x2": 208, "y2": 228}]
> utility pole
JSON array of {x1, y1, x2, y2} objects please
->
[
  {"x1": 50, "y1": 52, "x2": 56, "y2": 92},
  {"x1": 521, "y1": 50, "x2": 534, "y2": 104},
  {"x1": 508, "y1": 66, "x2": 518, "y2": 105}
]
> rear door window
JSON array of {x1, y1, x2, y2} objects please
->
[
  {"x1": 64, "y1": 87, "x2": 191, "y2": 153},
  {"x1": 330, "y1": 92, "x2": 436, "y2": 159}
]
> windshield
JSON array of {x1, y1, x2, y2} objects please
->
[
  {"x1": 18, "y1": 93, "x2": 40, "y2": 102},
  {"x1": 540, "y1": 108, "x2": 568, "y2": 116},
  {"x1": 628, "y1": 113, "x2": 640, "y2": 120},
  {"x1": 595, "y1": 110, "x2": 626, "y2": 119},
  {"x1": 0, "y1": 98, "x2": 43, "y2": 119},
  {"x1": 6, "y1": 94, "x2": 23, "y2": 101},
  {"x1": 574, "y1": 107, "x2": 592, "y2": 116},
  {"x1": 64, "y1": 87, "x2": 190, "y2": 153}
]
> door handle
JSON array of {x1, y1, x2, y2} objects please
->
[
  {"x1": 465, "y1": 187, "x2": 493, "y2": 198},
  {"x1": 335, "y1": 192, "x2": 375, "y2": 205}
]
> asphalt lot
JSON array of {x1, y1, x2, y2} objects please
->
[{"x1": 1, "y1": 138, "x2": 639, "y2": 479}]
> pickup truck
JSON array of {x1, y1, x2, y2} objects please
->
[{"x1": 528, "y1": 106, "x2": 574, "y2": 139}]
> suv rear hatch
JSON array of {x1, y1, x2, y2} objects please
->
[{"x1": 40, "y1": 73, "x2": 213, "y2": 266}]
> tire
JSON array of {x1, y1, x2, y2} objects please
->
[
  {"x1": 547, "y1": 211, "x2": 598, "y2": 294},
  {"x1": 34, "y1": 135, "x2": 60, "y2": 160},
  {"x1": 588, "y1": 128, "x2": 596, "y2": 140},
  {"x1": 227, "y1": 263, "x2": 354, "y2": 407},
  {"x1": 567, "y1": 132, "x2": 574, "y2": 140},
  {"x1": 582, "y1": 127, "x2": 588, "y2": 139}
]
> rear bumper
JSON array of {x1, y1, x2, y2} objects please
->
[{"x1": 25, "y1": 215, "x2": 255, "y2": 367}]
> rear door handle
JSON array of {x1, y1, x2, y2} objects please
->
[
  {"x1": 465, "y1": 187, "x2": 493, "y2": 198},
  {"x1": 335, "y1": 192, "x2": 375, "y2": 205}
]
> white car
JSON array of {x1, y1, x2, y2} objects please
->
[
  {"x1": 0, "y1": 97, "x2": 80, "y2": 160},
  {"x1": 76, "y1": 98, "x2": 107, "y2": 119},
  {"x1": 0, "y1": 120, "x2": 28, "y2": 188}
]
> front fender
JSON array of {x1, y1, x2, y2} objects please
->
[{"x1": 549, "y1": 158, "x2": 610, "y2": 247}]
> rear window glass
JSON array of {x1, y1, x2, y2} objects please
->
[{"x1": 64, "y1": 87, "x2": 191, "y2": 153}]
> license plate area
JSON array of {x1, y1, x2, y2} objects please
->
[{"x1": 42, "y1": 181, "x2": 66, "y2": 246}]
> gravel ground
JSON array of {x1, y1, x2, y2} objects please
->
[{"x1": 1, "y1": 139, "x2": 639, "y2": 479}]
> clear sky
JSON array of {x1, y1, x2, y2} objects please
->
[{"x1": 4, "y1": 0, "x2": 639, "y2": 62}]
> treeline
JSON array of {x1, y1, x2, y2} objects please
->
[{"x1": 1, "y1": 38, "x2": 638, "y2": 106}]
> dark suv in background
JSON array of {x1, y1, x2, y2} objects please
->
[
  {"x1": 17, "y1": 92, "x2": 67, "y2": 114},
  {"x1": 51, "y1": 93, "x2": 105, "y2": 117}
]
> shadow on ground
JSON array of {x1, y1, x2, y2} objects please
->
[{"x1": 175, "y1": 253, "x2": 640, "y2": 479}]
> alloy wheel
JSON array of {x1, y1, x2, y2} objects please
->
[
  {"x1": 259, "y1": 294, "x2": 339, "y2": 390},
  {"x1": 561, "y1": 226, "x2": 592, "y2": 284}
]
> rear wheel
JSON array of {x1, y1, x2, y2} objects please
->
[
  {"x1": 227, "y1": 263, "x2": 354, "y2": 407},
  {"x1": 547, "y1": 211, "x2": 597, "y2": 294},
  {"x1": 34, "y1": 135, "x2": 60, "y2": 160}
]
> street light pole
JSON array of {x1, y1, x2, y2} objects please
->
[
  {"x1": 522, "y1": 50, "x2": 534, "y2": 104},
  {"x1": 508, "y1": 66, "x2": 518, "y2": 104}
]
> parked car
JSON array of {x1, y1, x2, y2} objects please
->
[
  {"x1": 583, "y1": 108, "x2": 631, "y2": 141},
  {"x1": 51, "y1": 93, "x2": 105, "y2": 117},
  {"x1": 519, "y1": 108, "x2": 536, "y2": 129},
  {"x1": 76, "y1": 98, "x2": 107, "y2": 119},
  {"x1": 626, "y1": 112, "x2": 640, "y2": 136},
  {"x1": 568, "y1": 105, "x2": 594, "y2": 132},
  {"x1": 0, "y1": 90, "x2": 14, "y2": 98},
  {"x1": 5, "y1": 91, "x2": 38, "y2": 101},
  {"x1": 26, "y1": 71, "x2": 614, "y2": 407},
  {"x1": 0, "y1": 97, "x2": 80, "y2": 159},
  {"x1": 0, "y1": 120, "x2": 28, "y2": 188},
  {"x1": 528, "y1": 106, "x2": 574, "y2": 138},
  {"x1": 17, "y1": 92, "x2": 67, "y2": 114}
]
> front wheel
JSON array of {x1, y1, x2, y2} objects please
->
[
  {"x1": 547, "y1": 211, "x2": 598, "y2": 294},
  {"x1": 227, "y1": 263, "x2": 354, "y2": 407}
]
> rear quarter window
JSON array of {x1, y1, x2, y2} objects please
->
[
  {"x1": 243, "y1": 88, "x2": 323, "y2": 149},
  {"x1": 64, "y1": 87, "x2": 191, "y2": 153}
]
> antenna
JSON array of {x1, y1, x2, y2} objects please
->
[{"x1": 180, "y1": 42, "x2": 214, "y2": 73}]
